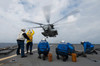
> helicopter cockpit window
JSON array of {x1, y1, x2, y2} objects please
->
[{"x1": 43, "y1": 25, "x2": 48, "y2": 30}]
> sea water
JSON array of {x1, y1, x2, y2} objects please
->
[{"x1": 0, "y1": 43, "x2": 17, "y2": 48}]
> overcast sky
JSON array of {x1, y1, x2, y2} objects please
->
[{"x1": 0, "y1": 0, "x2": 100, "y2": 44}]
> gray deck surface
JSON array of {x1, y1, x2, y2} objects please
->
[{"x1": 0, "y1": 44, "x2": 100, "y2": 66}]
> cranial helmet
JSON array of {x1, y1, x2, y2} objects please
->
[
  {"x1": 28, "y1": 30, "x2": 32, "y2": 33},
  {"x1": 61, "y1": 40, "x2": 65, "y2": 43},
  {"x1": 81, "y1": 41, "x2": 84, "y2": 45},
  {"x1": 42, "y1": 38, "x2": 46, "y2": 41},
  {"x1": 21, "y1": 28, "x2": 26, "y2": 31}
]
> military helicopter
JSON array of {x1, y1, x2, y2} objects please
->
[{"x1": 23, "y1": 7, "x2": 79, "y2": 38}]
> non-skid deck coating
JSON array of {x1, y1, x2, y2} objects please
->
[{"x1": 0, "y1": 44, "x2": 100, "y2": 66}]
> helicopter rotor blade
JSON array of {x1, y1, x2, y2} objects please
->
[
  {"x1": 22, "y1": 19, "x2": 44, "y2": 25},
  {"x1": 27, "y1": 26, "x2": 42, "y2": 29},
  {"x1": 52, "y1": 9, "x2": 79, "y2": 24},
  {"x1": 43, "y1": 6, "x2": 51, "y2": 24}
]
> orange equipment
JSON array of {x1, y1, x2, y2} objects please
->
[
  {"x1": 72, "y1": 53, "x2": 77, "y2": 62},
  {"x1": 48, "y1": 53, "x2": 52, "y2": 62}
]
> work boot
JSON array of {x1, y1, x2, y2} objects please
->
[
  {"x1": 30, "y1": 52, "x2": 33, "y2": 55},
  {"x1": 26, "y1": 51, "x2": 29, "y2": 54},
  {"x1": 38, "y1": 55, "x2": 41, "y2": 59},
  {"x1": 77, "y1": 54, "x2": 79, "y2": 57},
  {"x1": 43, "y1": 55, "x2": 46, "y2": 60},
  {"x1": 82, "y1": 53, "x2": 87, "y2": 57},
  {"x1": 17, "y1": 53, "x2": 20, "y2": 55},
  {"x1": 21, "y1": 55, "x2": 27, "y2": 58},
  {"x1": 57, "y1": 55, "x2": 60, "y2": 59},
  {"x1": 63, "y1": 57, "x2": 67, "y2": 62},
  {"x1": 93, "y1": 50, "x2": 98, "y2": 54},
  {"x1": 66, "y1": 55, "x2": 68, "y2": 60}
]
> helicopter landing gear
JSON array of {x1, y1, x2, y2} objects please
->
[{"x1": 46, "y1": 36, "x2": 48, "y2": 38}]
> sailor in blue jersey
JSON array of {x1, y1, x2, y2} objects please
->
[
  {"x1": 56, "y1": 40, "x2": 68, "y2": 61},
  {"x1": 67, "y1": 43, "x2": 75, "y2": 54},
  {"x1": 81, "y1": 41, "x2": 97, "y2": 54},
  {"x1": 38, "y1": 38, "x2": 50, "y2": 60}
]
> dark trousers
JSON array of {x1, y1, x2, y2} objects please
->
[
  {"x1": 86, "y1": 48, "x2": 93, "y2": 54},
  {"x1": 56, "y1": 48, "x2": 68, "y2": 61},
  {"x1": 38, "y1": 50, "x2": 49, "y2": 56},
  {"x1": 16, "y1": 40, "x2": 25, "y2": 56},
  {"x1": 56, "y1": 48, "x2": 68, "y2": 56},
  {"x1": 26, "y1": 42, "x2": 33, "y2": 53}
]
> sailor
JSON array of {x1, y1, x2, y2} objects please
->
[
  {"x1": 38, "y1": 38, "x2": 50, "y2": 60},
  {"x1": 67, "y1": 42, "x2": 75, "y2": 54},
  {"x1": 17, "y1": 28, "x2": 30, "y2": 58},
  {"x1": 26, "y1": 29, "x2": 35, "y2": 55},
  {"x1": 56, "y1": 40, "x2": 68, "y2": 61},
  {"x1": 81, "y1": 41, "x2": 97, "y2": 54}
]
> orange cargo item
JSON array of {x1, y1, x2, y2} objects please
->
[
  {"x1": 72, "y1": 53, "x2": 77, "y2": 62},
  {"x1": 48, "y1": 53, "x2": 52, "y2": 62}
]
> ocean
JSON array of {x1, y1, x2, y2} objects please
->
[
  {"x1": 0, "y1": 43, "x2": 17, "y2": 48},
  {"x1": 0, "y1": 43, "x2": 99, "y2": 48}
]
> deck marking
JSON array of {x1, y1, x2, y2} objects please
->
[
  {"x1": 0, "y1": 55, "x2": 17, "y2": 62},
  {"x1": 0, "y1": 45, "x2": 53, "y2": 65},
  {"x1": 0, "y1": 49, "x2": 37, "y2": 62}
]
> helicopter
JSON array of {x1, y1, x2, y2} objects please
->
[{"x1": 23, "y1": 7, "x2": 79, "y2": 38}]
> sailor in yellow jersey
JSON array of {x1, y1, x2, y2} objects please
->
[{"x1": 26, "y1": 29, "x2": 35, "y2": 55}]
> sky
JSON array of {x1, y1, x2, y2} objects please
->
[{"x1": 0, "y1": 0, "x2": 100, "y2": 44}]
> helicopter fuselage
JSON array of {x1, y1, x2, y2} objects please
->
[{"x1": 42, "y1": 24, "x2": 58, "y2": 37}]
